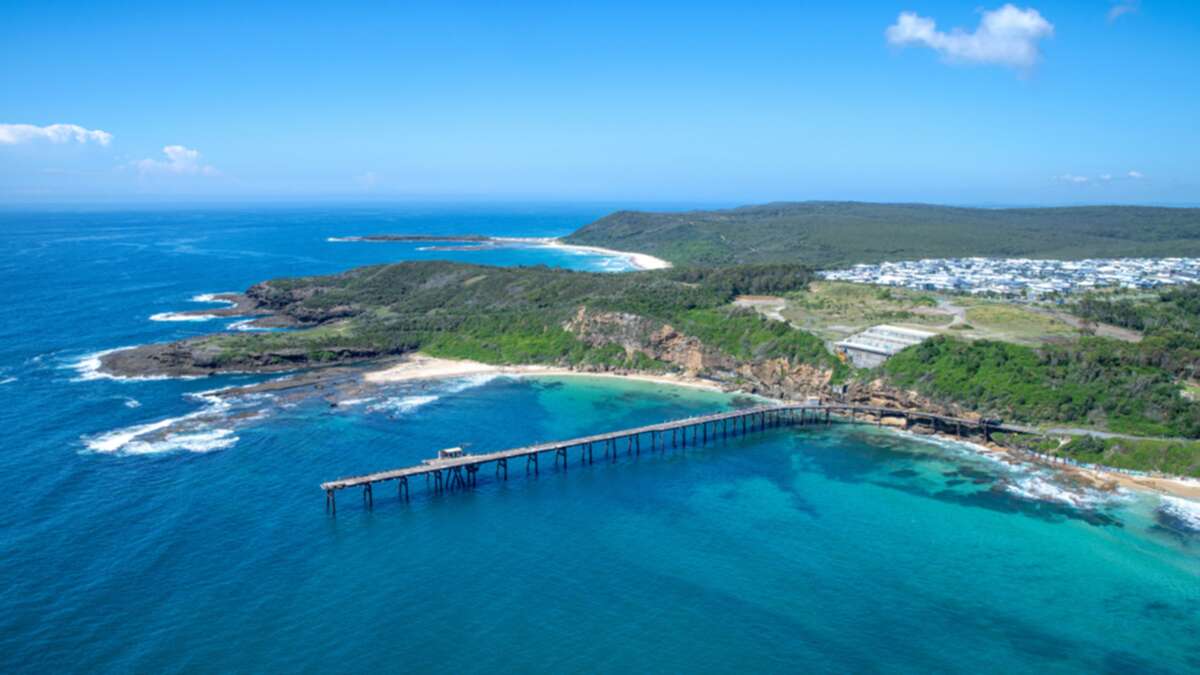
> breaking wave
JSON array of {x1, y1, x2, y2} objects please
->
[
  {"x1": 84, "y1": 422, "x2": 238, "y2": 455},
  {"x1": 227, "y1": 318, "x2": 274, "y2": 332},
  {"x1": 150, "y1": 312, "x2": 220, "y2": 322},
  {"x1": 68, "y1": 347, "x2": 199, "y2": 382},
  {"x1": 367, "y1": 395, "x2": 439, "y2": 415},
  {"x1": 1004, "y1": 473, "x2": 1128, "y2": 509},
  {"x1": 82, "y1": 387, "x2": 241, "y2": 455},
  {"x1": 360, "y1": 373, "x2": 501, "y2": 416},
  {"x1": 1158, "y1": 496, "x2": 1200, "y2": 533},
  {"x1": 191, "y1": 293, "x2": 237, "y2": 306}
]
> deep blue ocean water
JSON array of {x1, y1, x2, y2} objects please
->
[{"x1": 0, "y1": 205, "x2": 1198, "y2": 673}]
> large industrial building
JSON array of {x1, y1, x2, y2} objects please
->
[{"x1": 834, "y1": 325, "x2": 936, "y2": 369}]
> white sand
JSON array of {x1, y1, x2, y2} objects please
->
[
  {"x1": 366, "y1": 358, "x2": 1200, "y2": 500},
  {"x1": 493, "y1": 237, "x2": 672, "y2": 270},
  {"x1": 364, "y1": 354, "x2": 721, "y2": 391}
]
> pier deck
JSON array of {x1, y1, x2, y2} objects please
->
[{"x1": 321, "y1": 403, "x2": 1022, "y2": 513}]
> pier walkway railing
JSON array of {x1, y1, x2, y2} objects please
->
[{"x1": 321, "y1": 403, "x2": 1019, "y2": 513}]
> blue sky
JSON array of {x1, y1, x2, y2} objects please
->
[{"x1": 1, "y1": 1, "x2": 1197, "y2": 204}]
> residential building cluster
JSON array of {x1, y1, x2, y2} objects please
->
[{"x1": 820, "y1": 257, "x2": 1200, "y2": 296}]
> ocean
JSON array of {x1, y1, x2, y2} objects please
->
[{"x1": 0, "y1": 205, "x2": 1197, "y2": 673}]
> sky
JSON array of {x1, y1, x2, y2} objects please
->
[{"x1": 1, "y1": 0, "x2": 1198, "y2": 205}]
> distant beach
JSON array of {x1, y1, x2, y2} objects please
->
[
  {"x1": 329, "y1": 233, "x2": 673, "y2": 271},
  {"x1": 520, "y1": 238, "x2": 672, "y2": 271}
]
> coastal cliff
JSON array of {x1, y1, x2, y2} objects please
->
[{"x1": 100, "y1": 260, "x2": 833, "y2": 379}]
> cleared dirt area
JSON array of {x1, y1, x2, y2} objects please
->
[{"x1": 753, "y1": 281, "x2": 1140, "y2": 348}]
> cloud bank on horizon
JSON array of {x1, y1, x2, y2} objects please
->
[
  {"x1": 1056, "y1": 170, "x2": 1145, "y2": 185},
  {"x1": 886, "y1": 4, "x2": 1054, "y2": 70}
]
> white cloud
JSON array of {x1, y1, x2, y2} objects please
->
[
  {"x1": 1055, "y1": 173, "x2": 1090, "y2": 184},
  {"x1": 1108, "y1": 1, "x2": 1139, "y2": 22},
  {"x1": 0, "y1": 123, "x2": 113, "y2": 146},
  {"x1": 135, "y1": 145, "x2": 219, "y2": 176},
  {"x1": 355, "y1": 171, "x2": 380, "y2": 190},
  {"x1": 1056, "y1": 170, "x2": 1145, "y2": 185},
  {"x1": 886, "y1": 4, "x2": 1054, "y2": 70}
]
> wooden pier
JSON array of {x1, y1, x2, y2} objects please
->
[{"x1": 321, "y1": 403, "x2": 1022, "y2": 513}]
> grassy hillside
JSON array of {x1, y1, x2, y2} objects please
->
[
  {"x1": 203, "y1": 261, "x2": 845, "y2": 376},
  {"x1": 563, "y1": 201, "x2": 1200, "y2": 267},
  {"x1": 773, "y1": 281, "x2": 1082, "y2": 345}
]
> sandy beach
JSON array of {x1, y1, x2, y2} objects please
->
[
  {"x1": 364, "y1": 353, "x2": 721, "y2": 391},
  {"x1": 544, "y1": 240, "x2": 673, "y2": 271},
  {"x1": 365, "y1": 355, "x2": 1200, "y2": 502},
  {"x1": 492, "y1": 237, "x2": 672, "y2": 270}
]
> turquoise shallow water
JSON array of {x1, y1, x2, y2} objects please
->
[{"x1": 0, "y1": 206, "x2": 1198, "y2": 673}]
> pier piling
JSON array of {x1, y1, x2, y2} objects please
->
[{"x1": 321, "y1": 404, "x2": 1023, "y2": 512}]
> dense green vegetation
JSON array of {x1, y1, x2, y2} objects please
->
[
  {"x1": 1072, "y1": 286, "x2": 1200, "y2": 335},
  {"x1": 883, "y1": 336, "x2": 1200, "y2": 438},
  {"x1": 564, "y1": 202, "x2": 1200, "y2": 267},
  {"x1": 989, "y1": 432, "x2": 1200, "y2": 477},
  {"x1": 1071, "y1": 287, "x2": 1200, "y2": 379},
  {"x1": 169, "y1": 241, "x2": 1200, "y2": 476},
  {"x1": 1056, "y1": 436, "x2": 1200, "y2": 478},
  {"x1": 207, "y1": 261, "x2": 844, "y2": 376}
]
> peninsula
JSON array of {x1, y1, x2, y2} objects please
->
[
  {"x1": 101, "y1": 253, "x2": 1200, "y2": 477},
  {"x1": 564, "y1": 202, "x2": 1200, "y2": 268}
]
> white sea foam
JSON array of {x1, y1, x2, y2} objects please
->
[
  {"x1": 228, "y1": 318, "x2": 270, "y2": 332},
  {"x1": 84, "y1": 417, "x2": 177, "y2": 453},
  {"x1": 84, "y1": 388, "x2": 238, "y2": 454},
  {"x1": 150, "y1": 312, "x2": 221, "y2": 322},
  {"x1": 367, "y1": 395, "x2": 439, "y2": 415},
  {"x1": 1004, "y1": 474, "x2": 1126, "y2": 509},
  {"x1": 0, "y1": 377, "x2": 16, "y2": 385},
  {"x1": 441, "y1": 373, "x2": 501, "y2": 393},
  {"x1": 1159, "y1": 496, "x2": 1200, "y2": 532},
  {"x1": 190, "y1": 293, "x2": 237, "y2": 306},
  {"x1": 123, "y1": 397, "x2": 141, "y2": 408},
  {"x1": 88, "y1": 427, "x2": 239, "y2": 455},
  {"x1": 70, "y1": 347, "x2": 124, "y2": 381},
  {"x1": 326, "y1": 236, "x2": 363, "y2": 242},
  {"x1": 339, "y1": 397, "x2": 376, "y2": 407},
  {"x1": 68, "y1": 347, "x2": 200, "y2": 382}
]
